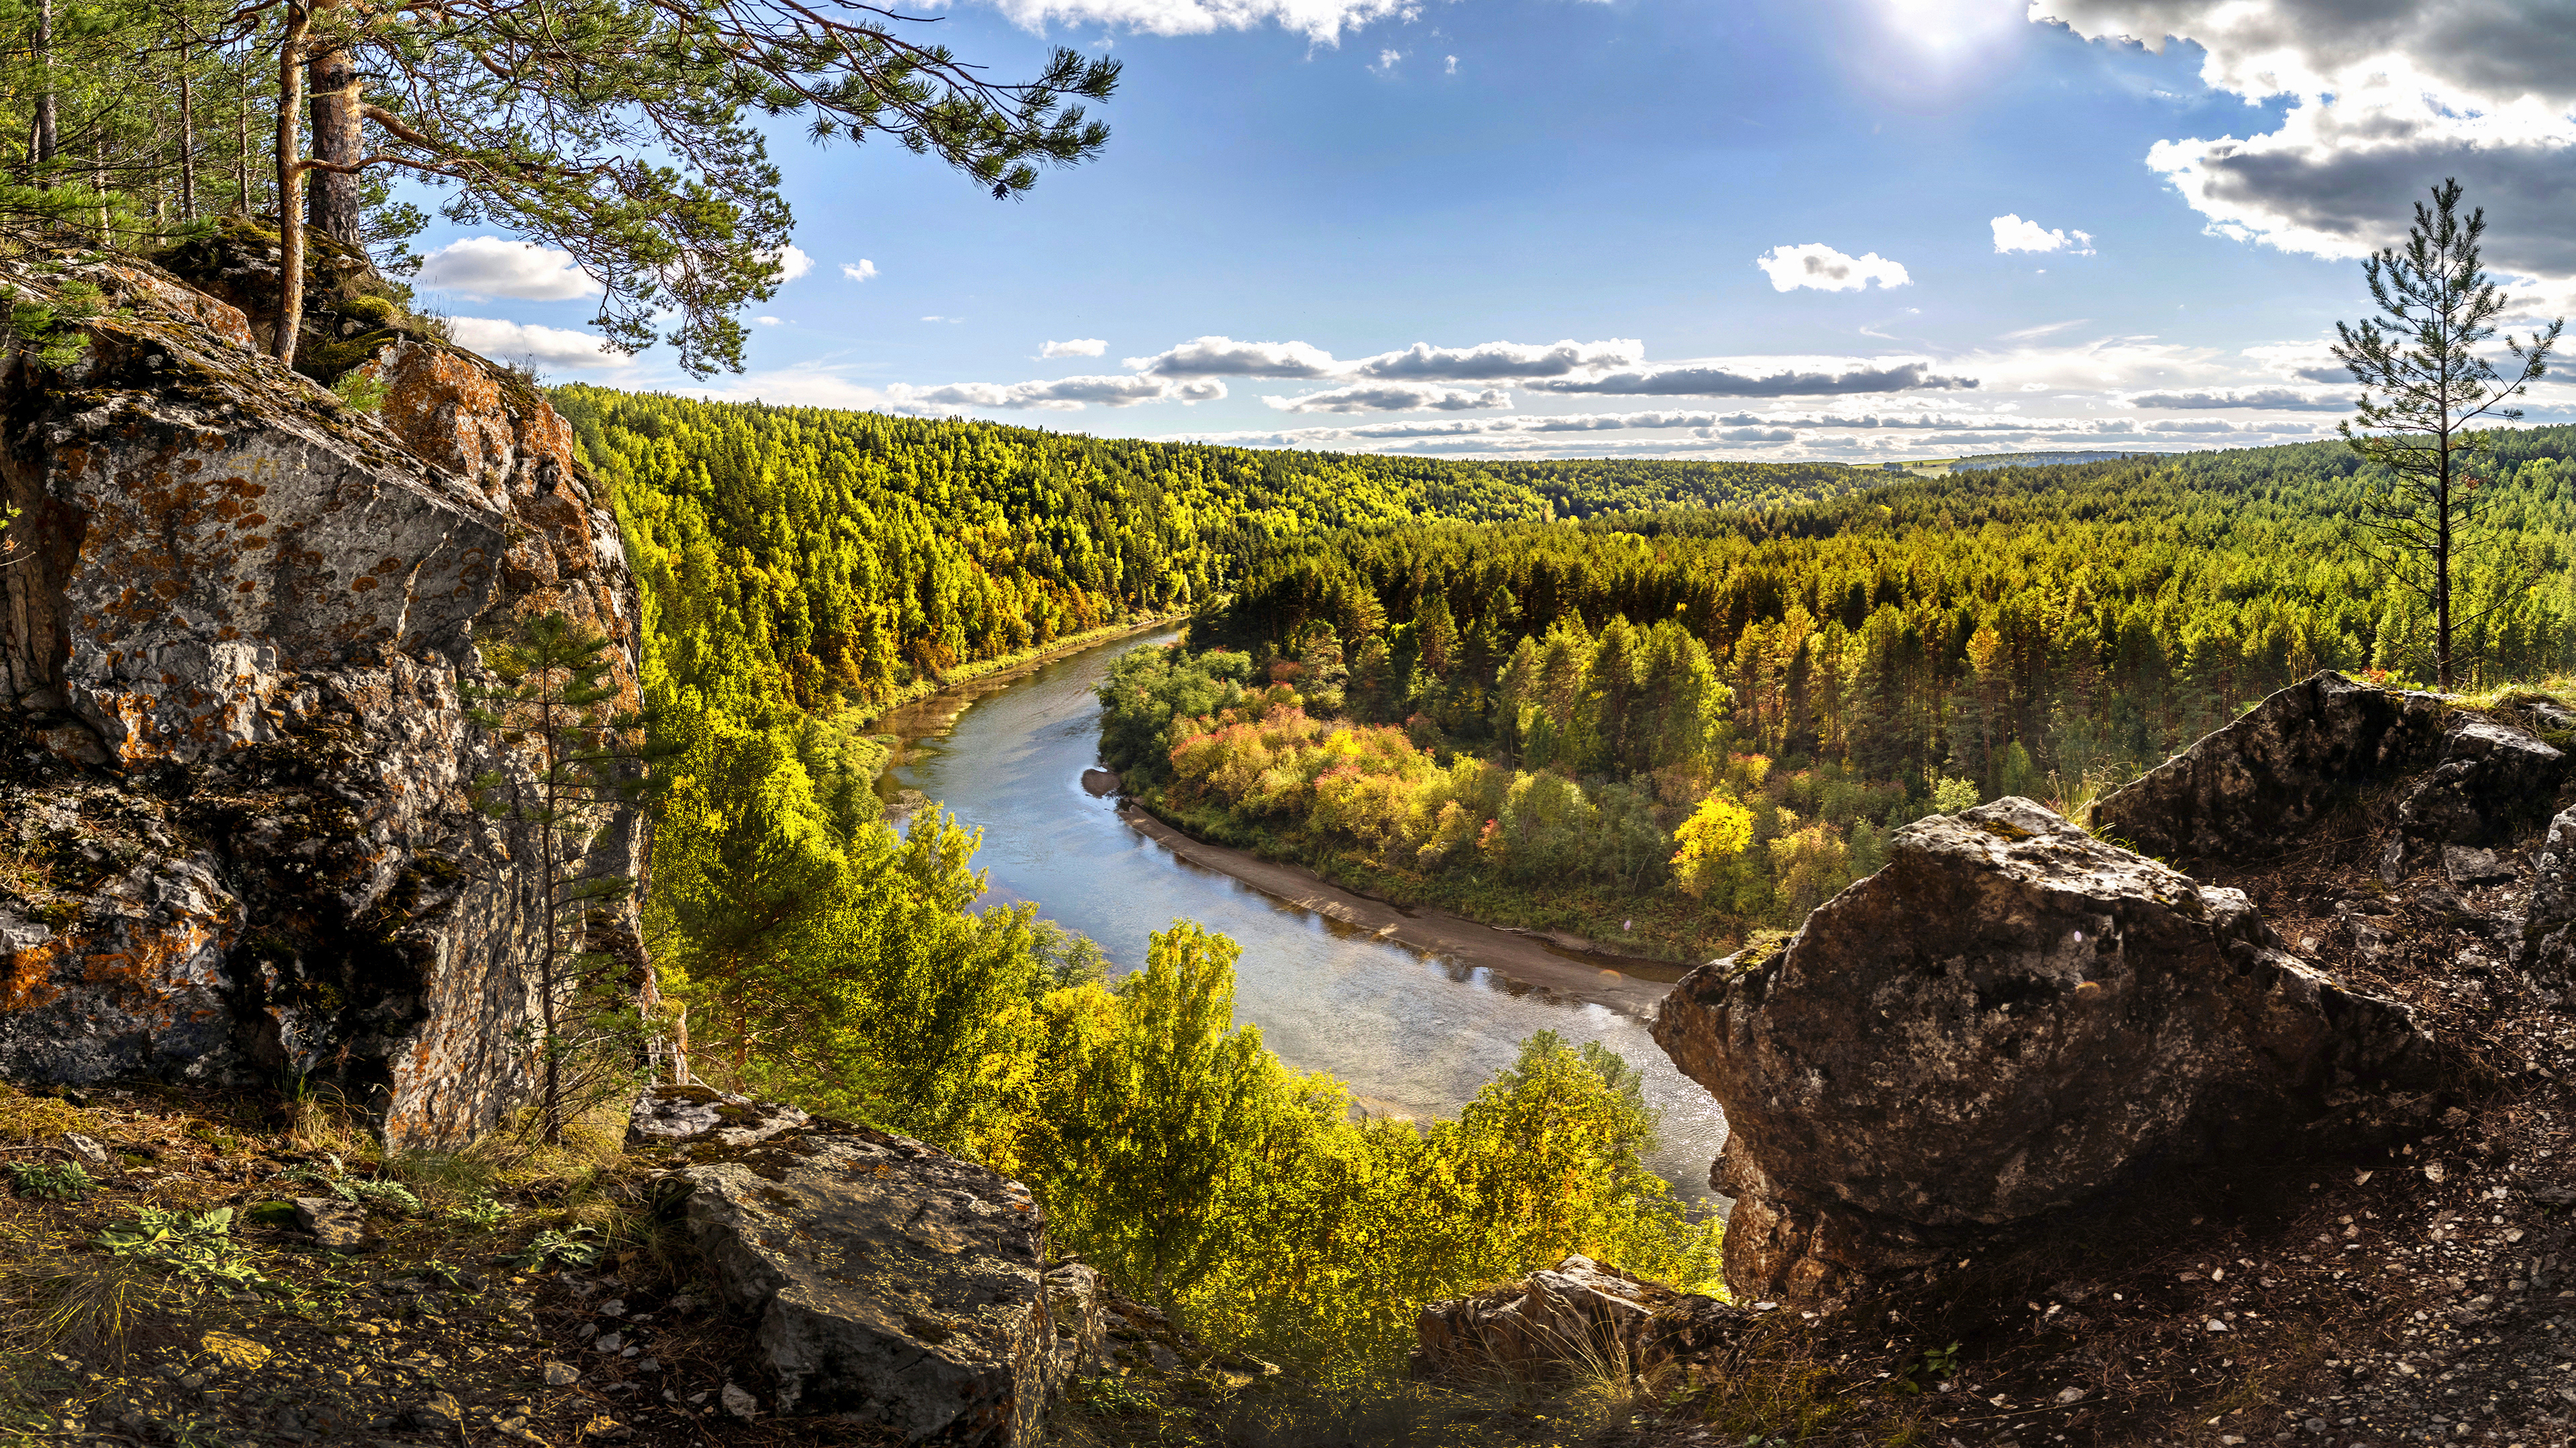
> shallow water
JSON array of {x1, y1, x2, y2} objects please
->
[{"x1": 879, "y1": 630, "x2": 1729, "y2": 1201}]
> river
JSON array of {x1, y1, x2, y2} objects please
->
[{"x1": 877, "y1": 628, "x2": 1729, "y2": 1202}]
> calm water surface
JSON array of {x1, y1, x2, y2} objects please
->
[{"x1": 881, "y1": 630, "x2": 1728, "y2": 1201}]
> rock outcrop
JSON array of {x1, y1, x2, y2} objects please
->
[
  {"x1": 0, "y1": 246, "x2": 645, "y2": 1147},
  {"x1": 1412, "y1": 1255, "x2": 1747, "y2": 1383},
  {"x1": 2089, "y1": 670, "x2": 2566, "y2": 870},
  {"x1": 634, "y1": 1085, "x2": 1091, "y2": 1444},
  {"x1": 1654, "y1": 798, "x2": 2432, "y2": 1308}
]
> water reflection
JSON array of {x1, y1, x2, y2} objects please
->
[{"x1": 881, "y1": 630, "x2": 1727, "y2": 1201}]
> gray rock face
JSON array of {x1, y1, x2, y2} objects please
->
[
  {"x1": 1653, "y1": 798, "x2": 2432, "y2": 1308},
  {"x1": 0, "y1": 250, "x2": 648, "y2": 1148},
  {"x1": 673, "y1": 1120, "x2": 1089, "y2": 1444},
  {"x1": 627, "y1": 1083, "x2": 807, "y2": 1150},
  {"x1": 2516, "y1": 806, "x2": 2576, "y2": 992},
  {"x1": 1412, "y1": 1256, "x2": 1744, "y2": 1383},
  {"x1": 2089, "y1": 671, "x2": 2448, "y2": 865},
  {"x1": 2384, "y1": 718, "x2": 2566, "y2": 875}
]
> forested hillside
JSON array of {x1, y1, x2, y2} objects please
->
[{"x1": 1101, "y1": 431, "x2": 2576, "y2": 957}]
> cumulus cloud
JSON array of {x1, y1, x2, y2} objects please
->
[
  {"x1": 2036, "y1": 1, "x2": 2576, "y2": 280},
  {"x1": 890, "y1": 375, "x2": 1225, "y2": 411},
  {"x1": 1755, "y1": 244, "x2": 1911, "y2": 293},
  {"x1": 442, "y1": 317, "x2": 634, "y2": 369},
  {"x1": 769, "y1": 244, "x2": 815, "y2": 281},
  {"x1": 1264, "y1": 383, "x2": 1511, "y2": 413},
  {"x1": 1370, "y1": 48, "x2": 1403, "y2": 74},
  {"x1": 843, "y1": 260, "x2": 880, "y2": 282},
  {"x1": 1041, "y1": 338, "x2": 1108, "y2": 358},
  {"x1": 1350, "y1": 338, "x2": 1642, "y2": 380},
  {"x1": 1992, "y1": 214, "x2": 2095, "y2": 255},
  {"x1": 1127, "y1": 336, "x2": 1340, "y2": 377},
  {"x1": 978, "y1": 0, "x2": 1418, "y2": 44},
  {"x1": 1526, "y1": 359, "x2": 1975, "y2": 397},
  {"x1": 2123, "y1": 386, "x2": 2349, "y2": 411},
  {"x1": 755, "y1": 316, "x2": 783, "y2": 327},
  {"x1": 416, "y1": 238, "x2": 598, "y2": 302},
  {"x1": 1445, "y1": 54, "x2": 1457, "y2": 74}
]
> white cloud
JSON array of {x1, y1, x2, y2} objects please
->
[
  {"x1": 442, "y1": 317, "x2": 634, "y2": 370},
  {"x1": 769, "y1": 244, "x2": 815, "y2": 281},
  {"x1": 1526, "y1": 358, "x2": 1975, "y2": 397},
  {"x1": 1351, "y1": 338, "x2": 1642, "y2": 380},
  {"x1": 755, "y1": 316, "x2": 784, "y2": 327},
  {"x1": 1127, "y1": 336, "x2": 1341, "y2": 377},
  {"x1": 890, "y1": 375, "x2": 1225, "y2": 411},
  {"x1": 2240, "y1": 341, "x2": 2350, "y2": 383},
  {"x1": 1755, "y1": 244, "x2": 1911, "y2": 293},
  {"x1": 980, "y1": 0, "x2": 1420, "y2": 44},
  {"x1": 415, "y1": 238, "x2": 597, "y2": 302},
  {"x1": 2037, "y1": 1, "x2": 2576, "y2": 281},
  {"x1": 1263, "y1": 383, "x2": 1512, "y2": 413},
  {"x1": 1370, "y1": 48, "x2": 1403, "y2": 74},
  {"x1": 2122, "y1": 386, "x2": 2349, "y2": 411},
  {"x1": 1991, "y1": 214, "x2": 2095, "y2": 255},
  {"x1": 1041, "y1": 338, "x2": 1108, "y2": 358},
  {"x1": 1445, "y1": 54, "x2": 1457, "y2": 74},
  {"x1": 843, "y1": 260, "x2": 880, "y2": 282}
]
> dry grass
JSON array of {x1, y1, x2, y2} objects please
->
[{"x1": 0, "y1": 833, "x2": 49, "y2": 898}]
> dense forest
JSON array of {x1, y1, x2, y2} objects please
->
[{"x1": 1093, "y1": 433, "x2": 2576, "y2": 956}]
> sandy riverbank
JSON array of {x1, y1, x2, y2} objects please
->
[{"x1": 1117, "y1": 803, "x2": 1680, "y2": 1020}]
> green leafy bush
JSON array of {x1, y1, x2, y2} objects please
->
[{"x1": 7, "y1": 1162, "x2": 92, "y2": 1200}]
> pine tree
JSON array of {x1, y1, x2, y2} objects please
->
[
  {"x1": 464, "y1": 611, "x2": 663, "y2": 1145},
  {"x1": 2334, "y1": 177, "x2": 2563, "y2": 690}
]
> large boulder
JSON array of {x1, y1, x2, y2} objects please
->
[
  {"x1": 1653, "y1": 798, "x2": 2431, "y2": 1308},
  {"x1": 2088, "y1": 671, "x2": 2447, "y2": 865},
  {"x1": 651, "y1": 1097, "x2": 1092, "y2": 1445},
  {"x1": 0, "y1": 249, "x2": 646, "y2": 1147},
  {"x1": 2090, "y1": 671, "x2": 2566, "y2": 873},
  {"x1": 1412, "y1": 1256, "x2": 1746, "y2": 1383}
]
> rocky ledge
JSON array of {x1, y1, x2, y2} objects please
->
[{"x1": 0, "y1": 241, "x2": 645, "y2": 1147}]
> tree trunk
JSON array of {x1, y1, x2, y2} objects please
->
[
  {"x1": 306, "y1": 42, "x2": 362, "y2": 246},
  {"x1": 274, "y1": 3, "x2": 311, "y2": 366},
  {"x1": 235, "y1": 65, "x2": 250, "y2": 215},
  {"x1": 91, "y1": 135, "x2": 107, "y2": 241},
  {"x1": 33, "y1": 0, "x2": 56, "y2": 168},
  {"x1": 177, "y1": 47, "x2": 196, "y2": 221}
]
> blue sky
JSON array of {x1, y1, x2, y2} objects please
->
[{"x1": 408, "y1": 0, "x2": 2576, "y2": 461}]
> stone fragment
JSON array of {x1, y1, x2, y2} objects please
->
[
  {"x1": 60, "y1": 1134, "x2": 110, "y2": 1169},
  {"x1": 1080, "y1": 768, "x2": 1121, "y2": 796},
  {"x1": 678, "y1": 1120, "x2": 1083, "y2": 1443},
  {"x1": 2395, "y1": 719, "x2": 2566, "y2": 851},
  {"x1": 2442, "y1": 845, "x2": 2512, "y2": 887},
  {"x1": 721, "y1": 1383, "x2": 759, "y2": 1421},
  {"x1": 197, "y1": 1331, "x2": 272, "y2": 1371},
  {"x1": 2090, "y1": 671, "x2": 2446, "y2": 865},
  {"x1": 1654, "y1": 798, "x2": 2432, "y2": 1308},
  {"x1": 541, "y1": 1362, "x2": 578, "y2": 1387},
  {"x1": 294, "y1": 1197, "x2": 369, "y2": 1252},
  {"x1": 407, "y1": 1392, "x2": 464, "y2": 1431},
  {"x1": 626, "y1": 1082, "x2": 807, "y2": 1151},
  {"x1": 1412, "y1": 1255, "x2": 1744, "y2": 1383}
]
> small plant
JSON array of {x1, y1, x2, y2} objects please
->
[
  {"x1": 94, "y1": 1207, "x2": 284, "y2": 1294},
  {"x1": 280, "y1": 1154, "x2": 422, "y2": 1215},
  {"x1": 7, "y1": 1161, "x2": 91, "y2": 1200},
  {"x1": 331, "y1": 369, "x2": 389, "y2": 413},
  {"x1": 507, "y1": 1226, "x2": 604, "y2": 1271},
  {"x1": 1894, "y1": 1341, "x2": 1961, "y2": 1394},
  {"x1": 446, "y1": 1195, "x2": 509, "y2": 1231}
]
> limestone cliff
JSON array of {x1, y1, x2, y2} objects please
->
[{"x1": 0, "y1": 246, "x2": 645, "y2": 1148}]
